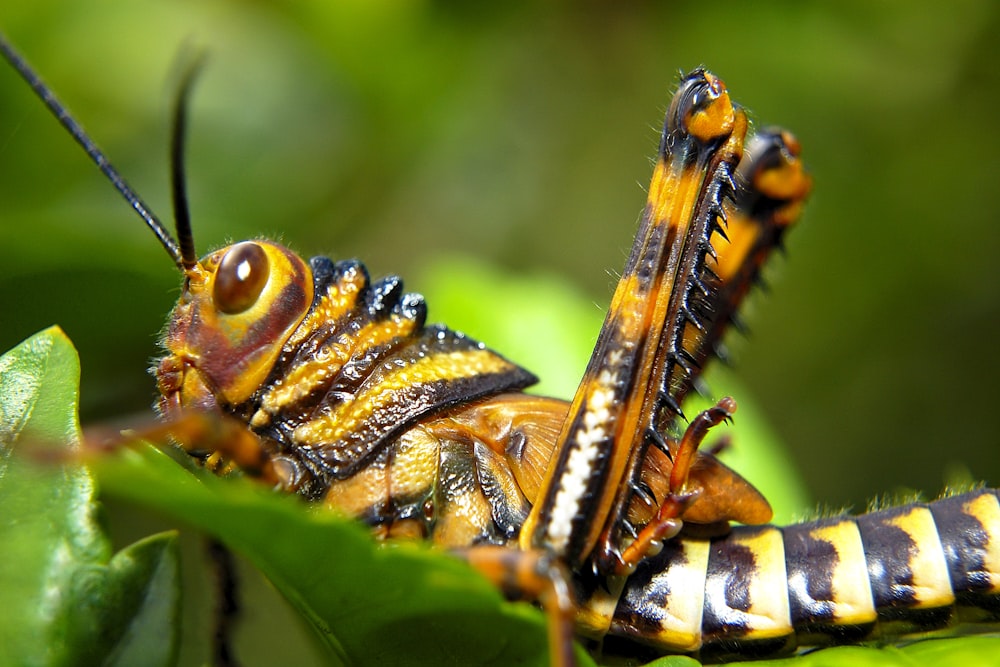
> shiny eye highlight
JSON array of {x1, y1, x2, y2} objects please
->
[{"x1": 213, "y1": 242, "x2": 270, "y2": 314}]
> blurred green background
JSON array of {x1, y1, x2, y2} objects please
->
[
  {"x1": 3, "y1": 3, "x2": 999, "y2": 664},
  {"x1": 2, "y1": 3, "x2": 998, "y2": 523}
]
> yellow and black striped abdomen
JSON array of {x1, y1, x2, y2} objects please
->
[{"x1": 602, "y1": 488, "x2": 1000, "y2": 657}]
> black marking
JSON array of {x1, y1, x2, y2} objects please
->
[
  {"x1": 678, "y1": 346, "x2": 701, "y2": 368},
  {"x1": 702, "y1": 533, "x2": 757, "y2": 639},
  {"x1": 855, "y1": 507, "x2": 921, "y2": 613},
  {"x1": 621, "y1": 519, "x2": 639, "y2": 540},
  {"x1": 728, "y1": 312, "x2": 748, "y2": 335},
  {"x1": 680, "y1": 305, "x2": 705, "y2": 332},
  {"x1": 473, "y1": 441, "x2": 530, "y2": 539},
  {"x1": 613, "y1": 538, "x2": 688, "y2": 641},
  {"x1": 699, "y1": 635, "x2": 794, "y2": 662},
  {"x1": 645, "y1": 427, "x2": 670, "y2": 456},
  {"x1": 632, "y1": 480, "x2": 658, "y2": 509},
  {"x1": 247, "y1": 307, "x2": 537, "y2": 492},
  {"x1": 702, "y1": 239, "x2": 719, "y2": 261},
  {"x1": 656, "y1": 390, "x2": 685, "y2": 420},
  {"x1": 504, "y1": 428, "x2": 528, "y2": 462},
  {"x1": 366, "y1": 275, "x2": 404, "y2": 318},
  {"x1": 430, "y1": 438, "x2": 506, "y2": 544},
  {"x1": 783, "y1": 520, "x2": 840, "y2": 626},
  {"x1": 932, "y1": 493, "x2": 990, "y2": 594},
  {"x1": 690, "y1": 274, "x2": 712, "y2": 298},
  {"x1": 930, "y1": 490, "x2": 1000, "y2": 612},
  {"x1": 307, "y1": 256, "x2": 338, "y2": 306},
  {"x1": 310, "y1": 326, "x2": 537, "y2": 478}
]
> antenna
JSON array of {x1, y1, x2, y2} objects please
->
[
  {"x1": 171, "y1": 52, "x2": 206, "y2": 270},
  {"x1": 0, "y1": 32, "x2": 188, "y2": 270}
]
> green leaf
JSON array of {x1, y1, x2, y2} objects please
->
[
  {"x1": 93, "y1": 442, "x2": 580, "y2": 666},
  {"x1": 0, "y1": 328, "x2": 181, "y2": 667},
  {"x1": 77, "y1": 533, "x2": 182, "y2": 667},
  {"x1": 899, "y1": 636, "x2": 1000, "y2": 667},
  {"x1": 717, "y1": 637, "x2": 1000, "y2": 667}
]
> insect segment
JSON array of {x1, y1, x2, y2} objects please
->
[
  {"x1": 600, "y1": 488, "x2": 1000, "y2": 660},
  {"x1": 4, "y1": 32, "x2": 999, "y2": 664}
]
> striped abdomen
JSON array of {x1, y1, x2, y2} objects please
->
[{"x1": 598, "y1": 488, "x2": 1000, "y2": 658}]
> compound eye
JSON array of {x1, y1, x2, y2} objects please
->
[{"x1": 213, "y1": 242, "x2": 270, "y2": 314}]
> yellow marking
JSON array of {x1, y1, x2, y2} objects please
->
[
  {"x1": 568, "y1": 157, "x2": 708, "y2": 544},
  {"x1": 685, "y1": 81, "x2": 735, "y2": 143},
  {"x1": 387, "y1": 425, "x2": 441, "y2": 501},
  {"x1": 710, "y1": 214, "x2": 758, "y2": 283},
  {"x1": 575, "y1": 576, "x2": 627, "y2": 639},
  {"x1": 434, "y1": 486, "x2": 495, "y2": 549},
  {"x1": 261, "y1": 357, "x2": 336, "y2": 415},
  {"x1": 771, "y1": 198, "x2": 807, "y2": 227},
  {"x1": 755, "y1": 156, "x2": 810, "y2": 203},
  {"x1": 385, "y1": 519, "x2": 425, "y2": 539},
  {"x1": 284, "y1": 266, "x2": 367, "y2": 348},
  {"x1": 612, "y1": 276, "x2": 646, "y2": 344},
  {"x1": 249, "y1": 408, "x2": 270, "y2": 428},
  {"x1": 260, "y1": 313, "x2": 418, "y2": 416},
  {"x1": 964, "y1": 493, "x2": 1000, "y2": 593},
  {"x1": 614, "y1": 110, "x2": 747, "y2": 495},
  {"x1": 323, "y1": 455, "x2": 389, "y2": 518},
  {"x1": 323, "y1": 425, "x2": 439, "y2": 527},
  {"x1": 807, "y1": 521, "x2": 877, "y2": 625},
  {"x1": 294, "y1": 349, "x2": 515, "y2": 448},
  {"x1": 644, "y1": 538, "x2": 711, "y2": 651},
  {"x1": 520, "y1": 279, "x2": 632, "y2": 553},
  {"x1": 887, "y1": 508, "x2": 955, "y2": 609},
  {"x1": 707, "y1": 528, "x2": 792, "y2": 640},
  {"x1": 646, "y1": 159, "x2": 704, "y2": 243}
]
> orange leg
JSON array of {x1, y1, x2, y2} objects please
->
[
  {"x1": 668, "y1": 396, "x2": 736, "y2": 492},
  {"x1": 82, "y1": 411, "x2": 284, "y2": 487},
  {"x1": 461, "y1": 545, "x2": 578, "y2": 667},
  {"x1": 616, "y1": 397, "x2": 737, "y2": 573}
]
